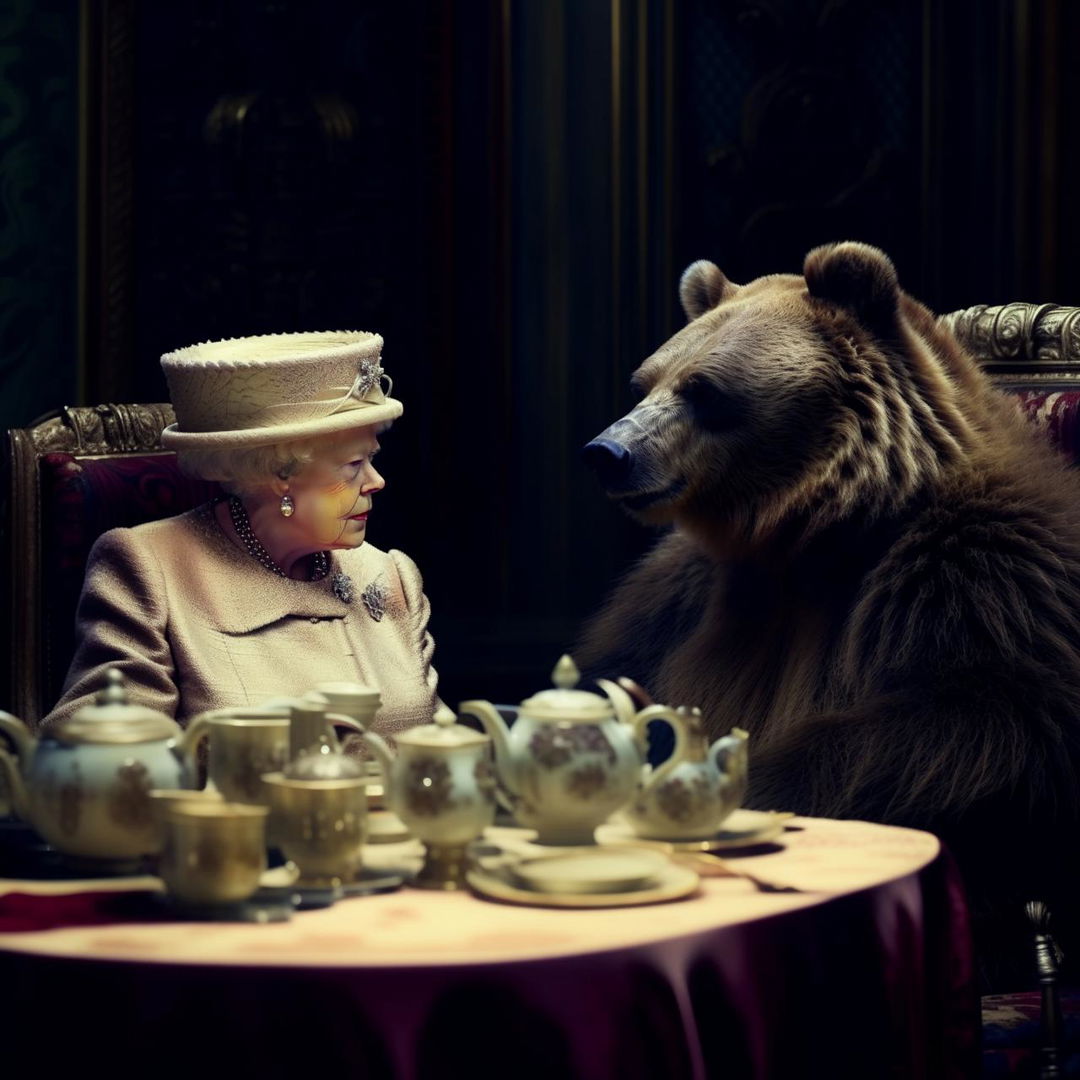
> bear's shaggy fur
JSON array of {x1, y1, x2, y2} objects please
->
[{"x1": 579, "y1": 242, "x2": 1080, "y2": 983}]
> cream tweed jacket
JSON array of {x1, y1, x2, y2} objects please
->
[{"x1": 42, "y1": 503, "x2": 439, "y2": 735}]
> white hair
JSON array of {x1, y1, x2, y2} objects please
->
[{"x1": 175, "y1": 421, "x2": 392, "y2": 495}]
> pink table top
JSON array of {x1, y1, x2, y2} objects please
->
[
  {"x1": 0, "y1": 816, "x2": 939, "y2": 967},
  {"x1": 0, "y1": 816, "x2": 977, "y2": 1079}
]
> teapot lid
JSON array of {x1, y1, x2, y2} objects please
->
[
  {"x1": 58, "y1": 669, "x2": 182, "y2": 745},
  {"x1": 519, "y1": 656, "x2": 613, "y2": 721},
  {"x1": 396, "y1": 705, "x2": 490, "y2": 748}
]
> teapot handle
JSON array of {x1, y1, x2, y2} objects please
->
[
  {"x1": 710, "y1": 727, "x2": 750, "y2": 786},
  {"x1": 0, "y1": 711, "x2": 34, "y2": 760},
  {"x1": 172, "y1": 714, "x2": 210, "y2": 785},
  {"x1": 632, "y1": 705, "x2": 690, "y2": 789}
]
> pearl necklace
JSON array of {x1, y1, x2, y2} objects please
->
[{"x1": 227, "y1": 496, "x2": 330, "y2": 582}]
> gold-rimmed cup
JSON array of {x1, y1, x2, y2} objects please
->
[
  {"x1": 158, "y1": 801, "x2": 268, "y2": 905},
  {"x1": 145, "y1": 787, "x2": 224, "y2": 855},
  {"x1": 177, "y1": 710, "x2": 290, "y2": 805},
  {"x1": 262, "y1": 773, "x2": 367, "y2": 889}
]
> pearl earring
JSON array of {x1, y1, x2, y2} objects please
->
[{"x1": 280, "y1": 494, "x2": 295, "y2": 518}]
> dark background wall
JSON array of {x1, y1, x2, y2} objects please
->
[{"x1": 1, "y1": 0, "x2": 1077, "y2": 709}]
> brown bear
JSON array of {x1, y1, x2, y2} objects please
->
[{"x1": 579, "y1": 242, "x2": 1080, "y2": 988}]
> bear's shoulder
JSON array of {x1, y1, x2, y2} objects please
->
[{"x1": 847, "y1": 472, "x2": 1080, "y2": 677}]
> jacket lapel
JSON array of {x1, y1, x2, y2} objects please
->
[{"x1": 175, "y1": 505, "x2": 370, "y2": 634}]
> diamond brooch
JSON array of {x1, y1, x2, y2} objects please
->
[
  {"x1": 354, "y1": 356, "x2": 385, "y2": 399},
  {"x1": 330, "y1": 570, "x2": 386, "y2": 620},
  {"x1": 360, "y1": 579, "x2": 388, "y2": 621},
  {"x1": 330, "y1": 571, "x2": 354, "y2": 605}
]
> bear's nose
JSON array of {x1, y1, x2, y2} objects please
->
[{"x1": 582, "y1": 438, "x2": 633, "y2": 489}]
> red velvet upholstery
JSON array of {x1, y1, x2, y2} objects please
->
[
  {"x1": 1011, "y1": 390, "x2": 1080, "y2": 466},
  {"x1": 36, "y1": 451, "x2": 218, "y2": 715},
  {"x1": 2, "y1": 404, "x2": 221, "y2": 725}
]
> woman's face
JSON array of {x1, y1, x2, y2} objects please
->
[{"x1": 285, "y1": 426, "x2": 386, "y2": 549}]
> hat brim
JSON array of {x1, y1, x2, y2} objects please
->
[{"x1": 160, "y1": 397, "x2": 404, "y2": 449}]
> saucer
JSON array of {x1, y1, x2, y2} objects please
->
[
  {"x1": 341, "y1": 865, "x2": 405, "y2": 896},
  {"x1": 467, "y1": 860, "x2": 699, "y2": 909},
  {"x1": 365, "y1": 810, "x2": 411, "y2": 844},
  {"x1": 291, "y1": 865, "x2": 406, "y2": 908},
  {"x1": 155, "y1": 891, "x2": 293, "y2": 923},
  {"x1": 508, "y1": 849, "x2": 670, "y2": 895},
  {"x1": 597, "y1": 809, "x2": 791, "y2": 851},
  {"x1": 291, "y1": 883, "x2": 342, "y2": 909}
]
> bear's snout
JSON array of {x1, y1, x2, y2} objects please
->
[{"x1": 582, "y1": 437, "x2": 633, "y2": 491}]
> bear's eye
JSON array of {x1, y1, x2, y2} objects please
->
[
  {"x1": 680, "y1": 377, "x2": 743, "y2": 432},
  {"x1": 628, "y1": 377, "x2": 647, "y2": 403}
]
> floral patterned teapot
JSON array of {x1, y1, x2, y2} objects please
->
[
  {"x1": 360, "y1": 705, "x2": 497, "y2": 888},
  {"x1": 0, "y1": 669, "x2": 201, "y2": 862},
  {"x1": 459, "y1": 656, "x2": 688, "y2": 846},
  {"x1": 623, "y1": 708, "x2": 749, "y2": 840}
]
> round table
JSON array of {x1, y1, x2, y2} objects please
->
[{"x1": 0, "y1": 817, "x2": 977, "y2": 1079}]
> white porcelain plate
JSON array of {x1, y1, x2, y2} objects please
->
[
  {"x1": 597, "y1": 808, "x2": 792, "y2": 851},
  {"x1": 508, "y1": 848, "x2": 670, "y2": 895},
  {"x1": 468, "y1": 859, "x2": 700, "y2": 909}
]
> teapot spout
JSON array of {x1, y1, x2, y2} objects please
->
[{"x1": 458, "y1": 700, "x2": 519, "y2": 795}]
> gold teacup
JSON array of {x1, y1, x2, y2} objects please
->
[
  {"x1": 145, "y1": 787, "x2": 224, "y2": 855},
  {"x1": 180, "y1": 710, "x2": 290, "y2": 805},
  {"x1": 158, "y1": 801, "x2": 268, "y2": 905},
  {"x1": 261, "y1": 773, "x2": 367, "y2": 888}
]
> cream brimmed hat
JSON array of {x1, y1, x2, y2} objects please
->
[{"x1": 159, "y1": 331, "x2": 403, "y2": 449}]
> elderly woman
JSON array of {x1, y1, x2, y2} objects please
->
[{"x1": 42, "y1": 331, "x2": 438, "y2": 735}]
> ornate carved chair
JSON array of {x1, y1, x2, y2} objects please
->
[
  {"x1": 940, "y1": 303, "x2": 1080, "y2": 1080},
  {"x1": 0, "y1": 404, "x2": 219, "y2": 728},
  {"x1": 942, "y1": 303, "x2": 1080, "y2": 464}
]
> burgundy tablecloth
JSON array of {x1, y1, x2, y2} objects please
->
[{"x1": 0, "y1": 817, "x2": 977, "y2": 1080}]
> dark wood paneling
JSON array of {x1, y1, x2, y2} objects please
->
[{"x1": 51, "y1": 0, "x2": 1080, "y2": 715}]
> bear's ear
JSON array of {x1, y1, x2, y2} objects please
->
[
  {"x1": 680, "y1": 260, "x2": 737, "y2": 321},
  {"x1": 803, "y1": 242, "x2": 899, "y2": 327}
]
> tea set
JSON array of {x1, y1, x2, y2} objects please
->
[{"x1": 0, "y1": 657, "x2": 772, "y2": 910}]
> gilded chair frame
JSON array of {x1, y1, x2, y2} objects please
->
[
  {"x1": 941, "y1": 302, "x2": 1080, "y2": 387},
  {"x1": 2, "y1": 403, "x2": 176, "y2": 726}
]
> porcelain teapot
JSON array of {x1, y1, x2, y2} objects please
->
[
  {"x1": 623, "y1": 708, "x2": 749, "y2": 840},
  {"x1": 0, "y1": 669, "x2": 204, "y2": 862},
  {"x1": 459, "y1": 655, "x2": 687, "y2": 846},
  {"x1": 361, "y1": 705, "x2": 497, "y2": 888}
]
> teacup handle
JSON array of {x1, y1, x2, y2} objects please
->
[
  {"x1": 173, "y1": 714, "x2": 211, "y2": 787},
  {"x1": 325, "y1": 712, "x2": 366, "y2": 744},
  {"x1": 632, "y1": 705, "x2": 690, "y2": 789}
]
